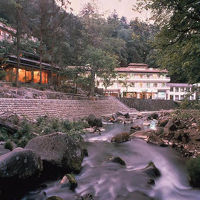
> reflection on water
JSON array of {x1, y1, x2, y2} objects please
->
[{"x1": 22, "y1": 122, "x2": 200, "y2": 200}]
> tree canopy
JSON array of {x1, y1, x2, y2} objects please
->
[{"x1": 136, "y1": 0, "x2": 200, "y2": 83}]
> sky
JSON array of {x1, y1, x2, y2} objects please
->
[{"x1": 70, "y1": 0, "x2": 152, "y2": 22}]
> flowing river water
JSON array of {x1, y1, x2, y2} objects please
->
[{"x1": 22, "y1": 120, "x2": 200, "y2": 200}]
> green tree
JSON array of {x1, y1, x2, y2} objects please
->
[
  {"x1": 136, "y1": 0, "x2": 200, "y2": 83},
  {"x1": 82, "y1": 46, "x2": 118, "y2": 96}
]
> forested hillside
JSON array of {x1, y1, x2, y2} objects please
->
[{"x1": 0, "y1": 0, "x2": 199, "y2": 84}]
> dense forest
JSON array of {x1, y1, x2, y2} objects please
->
[{"x1": 0, "y1": 0, "x2": 199, "y2": 84}]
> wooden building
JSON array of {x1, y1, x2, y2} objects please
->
[{"x1": 0, "y1": 52, "x2": 60, "y2": 85}]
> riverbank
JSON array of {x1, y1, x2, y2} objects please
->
[{"x1": 126, "y1": 109, "x2": 200, "y2": 158}]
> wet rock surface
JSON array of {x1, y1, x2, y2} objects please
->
[
  {"x1": 0, "y1": 148, "x2": 43, "y2": 199},
  {"x1": 111, "y1": 132, "x2": 130, "y2": 143},
  {"x1": 25, "y1": 132, "x2": 85, "y2": 175}
]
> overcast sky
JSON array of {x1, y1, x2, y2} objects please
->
[{"x1": 70, "y1": 0, "x2": 151, "y2": 22}]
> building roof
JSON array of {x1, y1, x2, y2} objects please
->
[
  {"x1": 167, "y1": 83, "x2": 193, "y2": 87},
  {"x1": 2, "y1": 54, "x2": 59, "y2": 71},
  {"x1": 115, "y1": 63, "x2": 168, "y2": 73}
]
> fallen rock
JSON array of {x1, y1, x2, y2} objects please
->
[
  {"x1": 130, "y1": 125, "x2": 141, "y2": 132},
  {"x1": 60, "y1": 174, "x2": 77, "y2": 190},
  {"x1": 87, "y1": 114, "x2": 102, "y2": 127},
  {"x1": 0, "y1": 148, "x2": 43, "y2": 198},
  {"x1": 142, "y1": 162, "x2": 161, "y2": 178},
  {"x1": 46, "y1": 196, "x2": 64, "y2": 200},
  {"x1": 130, "y1": 130, "x2": 155, "y2": 140},
  {"x1": 25, "y1": 132, "x2": 84, "y2": 175},
  {"x1": 111, "y1": 132, "x2": 130, "y2": 143},
  {"x1": 76, "y1": 193, "x2": 94, "y2": 200},
  {"x1": 147, "y1": 134, "x2": 166, "y2": 147},
  {"x1": 109, "y1": 156, "x2": 126, "y2": 166},
  {"x1": 158, "y1": 118, "x2": 169, "y2": 127},
  {"x1": 148, "y1": 113, "x2": 159, "y2": 120},
  {"x1": 83, "y1": 127, "x2": 96, "y2": 133}
]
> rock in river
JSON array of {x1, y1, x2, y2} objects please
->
[
  {"x1": 25, "y1": 132, "x2": 85, "y2": 175},
  {"x1": 0, "y1": 148, "x2": 43, "y2": 198},
  {"x1": 111, "y1": 132, "x2": 130, "y2": 143}
]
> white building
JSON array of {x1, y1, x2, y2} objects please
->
[
  {"x1": 167, "y1": 83, "x2": 196, "y2": 101},
  {"x1": 96, "y1": 63, "x2": 170, "y2": 99}
]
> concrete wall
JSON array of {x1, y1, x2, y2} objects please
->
[{"x1": 119, "y1": 98, "x2": 179, "y2": 111}]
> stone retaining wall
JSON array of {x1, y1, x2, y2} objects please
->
[
  {"x1": 0, "y1": 97, "x2": 132, "y2": 120},
  {"x1": 119, "y1": 98, "x2": 179, "y2": 111}
]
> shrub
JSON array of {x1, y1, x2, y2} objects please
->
[
  {"x1": 18, "y1": 119, "x2": 32, "y2": 135},
  {"x1": 4, "y1": 140, "x2": 14, "y2": 151},
  {"x1": 62, "y1": 120, "x2": 72, "y2": 131},
  {"x1": 187, "y1": 157, "x2": 200, "y2": 187},
  {"x1": 0, "y1": 70, "x2": 6, "y2": 80},
  {"x1": 17, "y1": 137, "x2": 29, "y2": 148}
]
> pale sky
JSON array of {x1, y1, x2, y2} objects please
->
[{"x1": 69, "y1": 0, "x2": 152, "y2": 22}]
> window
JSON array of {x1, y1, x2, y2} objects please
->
[
  {"x1": 170, "y1": 95, "x2": 173, "y2": 100},
  {"x1": 175, "y1": 95, "x2": 179, "y2": 101},
  {"x1": 140, "y1": 83, "x2": 143, "y2": 88},
  {"x1": 162, "y1": 83, "x2": 166, "y2": 87},
  {"x1": 147, "y1": 83, "x2": 150, "y2": 88},
  {"x1": 180, "y1": 95, "x2": 184, "y2": 100},
  {"x1": 153, "y1": 83, "x2": 157, "y2": 87},
  {"x1": 139, "y1": 74, "x2": 143, "y2": 78},
  {"x1": 175, "y1": 87, "x2": 179, "y2": 92},
  {"x1": 170, "y1": 87, "x2": 174, "y2": 92},
  {"x1": 180, "y1": 87, "x2": 184, "y2": 92},
  {"x1": 186, "y1": 87, "x2": 190, "y2": 92}
]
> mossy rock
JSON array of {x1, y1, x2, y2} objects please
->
[
  {"x1": 111, "y1": 132, "x2": 130, "y2": 143},
  {"x1": 109, "y1": 156, "x2": 126, "y2": 166},
  {"x1": 187, "y1": 157, "x2": 200, "y2": 187},
  {"x1": 143, "y1": 162, "x2": 161, "y2": 178},
  {"x1": 46, "y1": 196, "x2": 63, "y2": 200},
  {"x1": 66, "y1": 173, "x2": 78, "y2": 190}
]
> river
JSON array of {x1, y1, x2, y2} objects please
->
[{"x1": 22, "y1": 121, "x2": 200, "y2": 200}]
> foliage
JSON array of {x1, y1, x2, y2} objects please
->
[
  {"x1": 82, "y1": 46, "x2": 119, "y2": 96},
  {"x1": 136, "y1": 0, "x2": 200, "y2": 83},
  {"x1": 187, "y1": 157, "x2": 200, "y2": 187},
  {"x1": 4, "y1": 140, "x2": 14, "y2": 151},
  {"x1": 0, "y1": 70, "x2": 6, "y2": 80}
]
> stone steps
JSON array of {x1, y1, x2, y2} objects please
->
[{"x1": 0, "y1": 97, "x2": 133, "y2": 120}]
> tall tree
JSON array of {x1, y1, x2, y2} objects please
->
[
  {"x1": 0, "y1": 0, "x2": 29, "y2": 85},
  {"x1": 83, "y1": 46, "x2": 119, "y2": 96},
  {"x1": 136, "y1": 0, "x2": 200, "y2": 83}
]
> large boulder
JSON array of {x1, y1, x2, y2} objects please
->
[
  {"x1": 111, "y1": 132, "x2": 130, "y2": 143},
  {"x1": 0, "y1": 148, "x2": 43, "y2": 199},
  {"x1": 142, "y1": 162, "x2": 161, "y2": 178},
  {"x1": 25, "y1": 132, "x2": 84, "y2": 175},
  {"x1": 87, "y1": 114, "x2": 102, "y2": 127}
]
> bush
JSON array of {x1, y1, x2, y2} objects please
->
[
  {"x1": 62, "y1": 120, "x2": 72, "y2": 131},
  {"x1": 4, "y1": 140, "x2": 14, "y2": 151},
  {"x1": 187, "y1": 157, "x2": 200, "y2": 187},
  {"x1": 18, "y1": 119, "x2": 32, "y2": 135},
  {"x1": 17, "y1": 137, "x2": 29, "y2": 148},
  {"x1": 0, "y1": 70, "x2": 6, "y2": 80}
]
